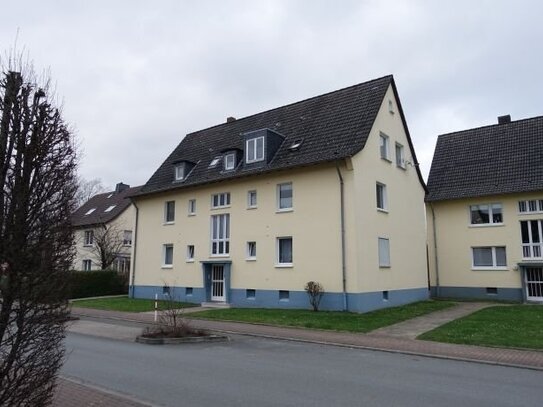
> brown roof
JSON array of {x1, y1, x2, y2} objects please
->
[{"x1": 71, "y1": 186, "x2": 141, "y2": 228}]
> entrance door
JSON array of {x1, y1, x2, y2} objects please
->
[
  {"x1": 525, "y1": 267, "x2": 543, "y2": 301},
  {"x1": 211, "y1": 265, "x2": 225, "y2": 302}
]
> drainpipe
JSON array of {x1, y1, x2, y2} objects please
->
[
  {"x1": 430, "y1": 203, "x2": 440, "y2": 297},
  {"x1": 335, "y1": 162, "x2": 348, "y2": 311},
  {"x1": 129, "y1": 200, "x2": 139, "y2": 298}
]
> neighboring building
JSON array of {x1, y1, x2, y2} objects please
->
[
  {"x1": 72, "y1": 182, "x2": 140, "y2": 273},
  {"x1": 130, "y1": 75, "x2": 428, "y2": 312},
  {"x1": 427, "y1": 115, "x2": 543, "y2": 303}
]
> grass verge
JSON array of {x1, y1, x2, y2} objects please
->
[
  {"x1": 71, "y1": 296, "x2": 198, "y2": 313},
  {"x1": 190, "y1": 300, "x2": 455, "y2": 333},
  {"x1": 418, "y1": 305, "x2": 543, "y2": 350}
]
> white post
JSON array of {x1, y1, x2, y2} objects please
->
[{"x1": 154, "y1": 293, "x2": 158, "y2": 322}]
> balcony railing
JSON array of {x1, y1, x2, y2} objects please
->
[{"x1": 522, "y1": 243, "x2": 543, "y2": 259}]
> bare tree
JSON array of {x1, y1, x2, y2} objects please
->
[
  {"x1": 75, "y1": 177, "x2": 107, "y2": 207},
  {"x1": 88, "y1": 223, "x2": 126, "y2": 270},
  {"x1": 0, "y1": 61, "x2": 77, "y2": 405},
  {"x1": 304, "y1": 281, "x2": 325, "y2": 312}
]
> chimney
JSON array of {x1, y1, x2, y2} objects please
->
[
  {"x1": 226, "y1": 116, "x2": 236, "y2": 123},
  {"x1": 115, "y1": 182, "x2": 130, "y2": 193},
  {"x1": 498, "y1": 115, "x2": 511, "y2": 125}
]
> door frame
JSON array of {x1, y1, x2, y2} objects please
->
[{"x1": 201, "y1": 261, "x2": 231, "y2": 303}]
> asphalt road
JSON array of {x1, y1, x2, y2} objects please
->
[{"x1": 62, "y1": 332, "x2": 542, "y2": 407}]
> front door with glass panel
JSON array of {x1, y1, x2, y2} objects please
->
[
  {"x1": 211, "y1": 265, "x2": 225, "y2": 302},
  {"x1": 525, "y1": 267, "x2": 543, "y2": 301}
]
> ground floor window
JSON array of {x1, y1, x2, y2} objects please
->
[
  {"x1": 378, "y1": 238, "x2": 390, "y2": 267},
  {"x1": 113, "y1": 256, "x2": 131, "y2": 274},
  {"x1": 277, "y1": 237, "x2": 293, "y2": 265},
  {"x1": 82, "y1": 259, "x2": 92, "y2": 271},
  {"x1": 471, "y1": 246, "x2": 506, "y2": 268},
  {"x1": 163, "y1": 244, "x2": 173, "y2": 267}
]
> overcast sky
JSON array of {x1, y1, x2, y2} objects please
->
[{"x1": 1, "y1": 1, "x2": 541, "y2": 189}]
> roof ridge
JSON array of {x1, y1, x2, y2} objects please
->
[
  {"x1": 437, "y1": 114, "x2": 543, "y2": 139},
  {"x1": 184, "y1": 74, "x2": 393, "y2": 137}
]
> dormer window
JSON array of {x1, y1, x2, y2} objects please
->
[
  {"x1": 246, "y1": 136, "x2": 265, "y2": 163},
  {"x1": 175, "y1": 163, "x2": 186, "y2": 181},
  {"x1": 224, "y1": 153, "x2": 236, "y2": 171}
]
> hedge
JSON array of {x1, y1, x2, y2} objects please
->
[{"x1": 69, "y1": 270, "x2": 128, "y2": 299}]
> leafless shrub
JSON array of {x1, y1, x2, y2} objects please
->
[{"x1": 305, "y1": 281, "x2": 325, "y2": 312}]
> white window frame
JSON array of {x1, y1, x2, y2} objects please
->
[
  {"x1": 84, "y1": 230, "x2": 94, "y2": 246},
  {"x1": 246, "y1": 136, "x2": 265, "y2": 163},
  {"x1": 277, "y1": 182, "x2": 293, "y2": 211},
  {"x1": 521, "y1": 219, "x2": 543, "y2": 259},
  {"x1": 247, "y1": 190, "x2": 257, "y2": 209},
  {"x1": 162, "y1": 244, "x2": 174, "y2": 268},
  {"x1": 123, "y1": 230, "x2": 132, "y2": 246},
  {"x1": 469, "y1": 203, "x2": 503, "y2": 226},
  {"x1": 376, "y1": 182, "x2": 387, "y2": 211},
  {"x1": 211, "y1": 214, "x2": 230, "y2": 256},
  {"x1": 186, "y1": 245, "x2": 195, "y2": 262},
  {"x1": 246, "y1": 241, "x2": 256, "y2": 260},
  {"x1": 518, "y1": 199, "x2": 543, "y2": 214},
  {"x1": 378, "y1": 237, "x2": 390, "y2": 268},
  {"x1": 188, "y1": 199, "x2": 196, "y2": 216},
  {"x1": 276, "y1": 237, "x2": 293, "y2": 267},
  {"x1": 395, "y1": 142, "x2": 405, "y2": 169},
  {"x1": 211, "y1": 192, "x2": 231, "y2": 209},
  {"x1": 175, "y1": 163, "x2": 185, "y2": 181},
  {"x1": 471, "y1": 246, "x2": 507, "y2": 270},
  {"x1": 379, "y1": 132, "x2": 390, "y2": 161},
  {"x1": 82, "y1": 259, "x2": 92, "y2": 271},
  {"x1": 164, "y1": 200, "x2": 175, "y2": 224},
  {"x1": 224, "y1": 153, "x2": 236, "y2": 170}
]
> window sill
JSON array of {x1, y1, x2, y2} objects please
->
[
  {"x1": 83, "y1": 244, "x2": 93, "y2": 247},
  {"x1": 275, "y1": 264, "x2": 293, "y2": 268},
  {"x1": 276, "y1": 208, "x2": 293, "y2": 213},
  {"x1": 381, "y1": 157, "x2": 392, "y2": 163},
  {"x1": 379, "y1": 265, "x2": 391, "y2": 269},
  {"x1": 211, "y1": 206, "x2": 231, "y2": 211},
  {"x1": 246, "y1": 257, "x2": 257, "y2": 262},
  {"x1": 247, "y1": 206, "x2": 258, "y2": 210},
  {"x1": 210, "y1": 254, "x2": 230, "y2": 258},
  {"x1": 188, "y1": 213, "x2": 196, "y2": 217},
  {"x1": 186, "y1": 259, "x2": 195, "y2": 263},
  {"x1": 161, "y1": 265, "x2": 173, "y2": 269},
  {"x1": 468, "y1": 223, "x2": 504, "y2": 228},
  {"x1": 377, "y1": 208, "x2": 389, "y2": 214},
  {"x1": 163, "y1": 221, "x2": 175, "y2": 226},
  {"x1": 471, "y1": 267, "x2": 508, "y2": 271},
  {"x1": 396, "y1": 164, "x2": 406, "y2": 171}
]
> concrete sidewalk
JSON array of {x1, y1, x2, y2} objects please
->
[{"x1": 70, "y1": 306, "x2": 543, "y2": 371}]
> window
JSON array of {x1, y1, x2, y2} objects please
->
[
  {"x1": 470, "y1": 204, "x2": 502, "y2": 225},
  {"x1": 186, "y1": 287, "x2": 193, "y2": 296},
  {"x1": 382, "y1": 291, "x2": 389, "y2": 301},
  {"x1": 211, "y1": 214, "x2": 230, "y2": 255},
  {"x1": 246, "y1": 136, "x2": 265, "y2": 163},
  {"x1": 246, "y1": 241, "x2": 256, "y2": 260},
  {"x1": 164, "y1": 201, "x2": 175, "y2": 223},
  {"x1": 277, "y1": 237, "x2": 293, "y2": 266},
  {"x1": 162, "y1": 244, "x2": 173, "y2": 267},
  {"x1": 209, "y1": 157, "x2": 221, "y2": 168},
  {"x1": 104, "y1": 205, "x2": 116, "y2": 212},
  {"x1": 247, "y1": 190, "x2": 257, "y2": 208},
  {"x1": 123, "y1": 230, "x2": 132, "y2": 246},
  {"x1": 277, "y1": 183, "x2": 293, "y2": 210},
  {"x1": 379, "y1": 133, "x2": 390, "y2": 160},
  {"x1": 486, "y1": 287, "x2": 498, "y2": 295},
  {"x1": 388, "y1": 99, "x2": 395, "y2": 114},
  {"x1": 82, "y1": 259, "x2": 92, "y2": 271},
  {"x1": 85, "y1": 208, "x2": 96, "y2": 216},
  {"x1": 521, "y1": 220, "x2": 543, "y2": 258},
  {"x1": 518, "y1": 199, "x2": 543, "y2": 214},
  {"x1": 211, "y1": 193, "x2": 230, "y2": 209},
  {"x1": 175, "y1": 163, "x2": 186, "y2": 181},
  {"x1": 224, "y1": 153, "x2": 236, "y2": 170},
  {"x1": 162, "y1": 286, "x2": 170, "y2": 295},
  {"x1": 376, "y1": 183, "x2": 387, "y2": 211},
  {"x1": 113, "y1": 257, "x2": 131, "y2": 274},
  {"x1": 378, "y1": 238, "x2": 390, "y2": 267},
  {"x1": 246, "y1": 289, "x2": 256, "y2": 299},
  {"x1": 84, "y1": 230, "x2": 94, "y2": 246},
  {"x1": 186, "y1": 245, "x2": 195, "y2": 261},
  {"x1": 279, "y1": 290, "x2": 290, "y2": 301},
  {"x1": 395, "y1": 143, "x2": 405, "y2": 168},
  {"x1": 188, "y1": 199, "x2": 196, "y2": 215},
  {"x1": 472, "y1": 247, "x2": 507, "y2": 268}
]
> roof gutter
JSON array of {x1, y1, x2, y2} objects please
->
[
  {"x1": 335, "y1": 162, "x2": 348, "y2": 311},
  {"x1": 129, "y1": 199, "x2": 139, "y2": 298},
  {"x1": 430, "y1": 202, "x2": 440, "y2": 297}
]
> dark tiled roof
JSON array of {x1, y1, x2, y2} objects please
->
[
  {"x1": 136, "y1": 75, "x2": 403, "y2": 197},
  {"x1": 426, "y1": 116, "x2": 543, "y2": 202},
  {"x1": 71, "y1": 186, "x2": 141, "y2": 227}
]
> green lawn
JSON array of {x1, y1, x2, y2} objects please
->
[
  {"x1": 418, "y1": 305, "x2": 543, "y2": 350},
  {"x1": 190, "y1": 300, "x2": 455, "y2": 333},
  {"x1": 71, "y1": 296, "x2": 198, "y2": 313}
]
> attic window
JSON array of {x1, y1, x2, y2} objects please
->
[
  {"x1": 388, "y1": 99, "x2": 395, "y2": 114},
  {"x1": 246, "y1": 136, "x2": 265, "y2": 163},
  {"x1": 175, "y1": 163, "x2": 186, "y2": 181},
  {"x1": 288, "y1": 139, "x2": 304, "y2": 151},
  {"x1": 104, "y1": 205, "x2": 116, "y2": 213},
  {"x1": 209, "y1": 157, "x2": 221, "y2": 168},
  {"x1": 85, "y1": 208, "x2": 96, "y2": 216},
  {"x1": 107, "y1": 193, "x2": 114, "y2": 198},
  {"x1": 224, "y1": 153, "x2": 236, "y2": 170}
]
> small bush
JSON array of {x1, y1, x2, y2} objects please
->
[
  {"x1": 69, "y1": 270, "x2": 126, "y2": 299},
  {"x1": 305, "y1": 281, "x2": 325, "y2": 312}
]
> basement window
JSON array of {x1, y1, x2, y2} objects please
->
[
  {"x1": 486, "y1": 287, "x2": 498, "y2": 295},
  {"x1": 279, "y1": 290, "x2": 290, "y2": 301}
]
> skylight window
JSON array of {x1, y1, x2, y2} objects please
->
[
  {"x1": 104, "y1": 205, "x2": 116, "y2": 212},
  {"x1": 288, "y1": 139, "x2": 304, "y2": 151},
  {"x1": 209, "y1": 157, "x2": 221, "y2": 168},
  {"x1": 107, "y1": 193, "x2": 114, "y2": 198},
  {"x1": 85, "y1": 208, "x2": 96, "y2": 216}
]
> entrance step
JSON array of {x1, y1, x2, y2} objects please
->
[{"x1": 201, "y1": 302, "x2": 231, "y2": 309}]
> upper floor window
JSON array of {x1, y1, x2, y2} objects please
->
[
  {"x1": 162, "y1": 244, "x2": 174, "y2": 267},
  {"x1": 224, "y1": 153, "x2": 236, "y2": 170},
  {"x1": 123, "y1": 230, "x2": 132, "y2": 246},
  {"x1": 470, "y1": 204, "x2": 502, "y2": 225},
  {"x1": 518, "y1": 199, "x2": 543, "y2": 214},
  {"x1": 84, "y1": 230, "x2": 94, "y2": 246},
  {"x1": 186, "y1": 245, "x2": 195, "y2": 261},
  {"x1": 246, "y1": 241, "x2": 256, "y2": 260},
  {"x1": 247, "y1": 190, "x2": 257, "y2": 208},
  {"x1": 376, "y1": 182, "x2": 387, "y2": 211},
  {"x1": 188, "y1": 199, "x2": 196, "y2": 215},
  {"x1": 211, "y1": 193, "x2": 230, "y2": 209},
  {"x1": 395, "y1": 143, "x2": 405, "y2": 168},
  {"x1": 175, "y1": 163, "x2": 186, "y2": 181},
  {"x1": 379, "y1": 133, "x2": 390, "y2": 160},
  {"x1": 472, "y1": 246, "x2": 507, "y2": 269},
  {"x1": 164, "y1": 201, "x2": 175, "y2": 223},
  {"x1": 246, "y1": 136, "x2": 265, "y2": 163},
  {"x1": 211, "y1": 214, "x2": 230, "y2": 256},
  {"x1": 277, "y1": 183, "x2": 293, "y2": 211},
  {"x1": 521, "y1": 220, "x2": 543, "y2": 258}
]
